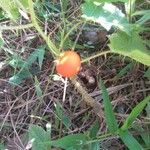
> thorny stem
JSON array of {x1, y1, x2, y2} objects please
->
[
  {"x1": 82, "y1": 50, "x2": 111, "y2": 63},
  {"x1": 0, "y1": 23, "x2": 33, "y2": 31},
  {"x1": 85, "y1": 133, "x2": 114, "y2": 145},
  {"x1": 70, "y1": 77, "x2": 103, "y2": 118},
  {"x1": 28, "y1": 0, "x2": 60, "y2": 57}
]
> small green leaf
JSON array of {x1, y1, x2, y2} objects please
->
[
  {"x1": 89, "y1": 120, "x2": 100, "y2": 138},
  {"x1": 100, "y1": 80, "x2": 118, "y2": 133},
  {"x1": 145, "y1": 102, "x2": 150, "y2": 118},
  {"x1": 116, "y1": 63, "x2": 134, "y2": 78},
  {"x1": 54, "y1": 102, "x2": 71, "y2": 129},
  {"x1": 34, "y1": 76, "x2": 43, "y2": 98},
  {"x1": 51, "y1": 134, "x2": 88, "y2": 149},
  {"x1": 121, "y1": 96, "x2": 150, "y2": 130},
  {"x1": 144, "y1": 68, "x2": 150, "y2": 79},
  {"x1": 0, "y1": 142, "x2": 5, "y2": 150},
  {"x1": 0, "y1": 37, "x2": 4, "y2": 47},
  {"x1": 36, "y1": 46, "x2": 46, "y2": 70},
  {"x1": 109, "y1": 31, "x2": 150, "y2": 66},
  {"x1": 133, "y1": 10, "x2": 150, "y2": 25},
  {"x1": 9, "y1": 69, "x2": 32, "y2": 85},
  {"x1": 90, "y1": 142, "x2": 100, "y2": 150},
  {"x1": 9, "y1": 56, "x2": 25, "y2": 69},
  {"x1": 119, "y1": 130, "x2": 143, "y2": 150},
  {"x1": 28, "y1": 125, "x2": 51, "y2": 150}
]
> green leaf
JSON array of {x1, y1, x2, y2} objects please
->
[
  {"x1": 90, "y1": 142, "x2": 100, "y2": 150},
  {"x1": 109, "y1": 31, "x2": 150, "y2": 66},
  {"x1": 0, "y1": 37, "x2": 4, "y2": 47},
  {"x1": 9, "y1": 68, "x2": 32, "y2": 85},
  {"x1": 28, "y1": 125, "x2": 51, "y2": 150},
  {"x1": 61, "y1": 0, "x2": 69, "y2": 12},
  {"x1": 34, "y1": 76, "x2": 43, "y2": 98},
  {"x1": 0, "y1": 0, "x2": 29, "y2": 20},
  {"x1": 51, "y1": 134, "x2": 88, "y2": 149},
  {"x1": 9, "y1": 56, "x2": 25, "y2": 69},
  {"x1": 100, "y1": 80, "x2": 118, "y2": 133},
  {"x1": 119, "y1": 130, "x2": 143, "y2": 150},
  {"x1": 54, "y1": 102, "x2": 71, "y2": 129},
  {"x1": 0, "y1": 0, "x2": 19, "y2": 21},
  {"x1": 145, "y1": 102, "x2": 150, "y2": 118},
  {"x1": 121, "y1": 96, "x2": 150, "y2": 130},
  {"x1": 82, "y1": 2, "x2": 130, "y2": 34},
  {"x1": 25, "y1": 46, "x2": 45, "y2": 68},
  {"x1": 89, "y1": 120, "x2": 100, "y2": 138},
  {"x1": 36, "y1": 46, "x2": 46, "y2": 70},
  {"x1": 144, "y1": 68, "x2": 150, "y2": 79},
  {"x1": 133, "y1": 10, "x2": 150, "y2": 25},
  {"x1": 9, "y1": 46, "x2": 45, "y2": 85},
  {"x1": 0, "y1": 143, "x2": 5, "y2": 150},
  {"x1": 116, "y1": 63, "x2": 134, "y2": 78},
  {"x1": 134, "y1": 125, "x2": 150, "y2": 147}
]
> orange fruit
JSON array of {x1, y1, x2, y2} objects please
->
[{"x1": 56, "y1": 50, "x2": 81, "y2": 77}]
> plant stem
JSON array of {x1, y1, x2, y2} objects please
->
[
  {"x1": 81, "y1": 50, "x2": 111, "y2": 63},
  {"x1": 63, "y1": 77, "x2": 68, "y2": 103},
  {"x1": 0, "y1": 23, "x2": 33, "y2": 31},
  {"x1": 70, "y1": 77, "x2": 103, "y2": 118},
  {"x1": 28, "y1": 0, "x2": 60, "y2": 57},
  {"x1": 85, "y1": 133, "x2": 115, "y2": 145}
]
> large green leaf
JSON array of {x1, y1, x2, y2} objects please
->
[
  {"x1": 28, "y1": 125, "x2": 51, "y2": 150},
  {"x1": 121, "y1": 96, "x2": 150, "y2": 130},
  {"x1": 119, "y1": 130, "x2": 143, "y2": 150},
  {"x1": 109, "y1": 31, "x2": 150, "y2": 66},
  {"x1": 100, "y1": 80, "x2": 118, "y2": 133},
  {"x1": 51, "y1": 134, "x2": 88, "y2": 149},
  {"x1": 82, "y1": 1, "x2": 131, "y2": 34}
]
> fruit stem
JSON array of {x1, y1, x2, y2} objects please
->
[{"x1": 63, "y1": 77, "x2": 68, "y2": 103}]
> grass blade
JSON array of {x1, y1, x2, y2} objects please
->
[
  {"x1": 121, "y1": 96, "x2": 150, "y2": 130},
  {"x1": 100, "y1": 80, "x2": 118, "y2": 133},
  {"x1": 119, "y1": 130, "x2": 143, "y2": 150}
]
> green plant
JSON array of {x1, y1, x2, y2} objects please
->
[
  {"x1": 26, "y1": 80, "x2": 150, "y2": 150},
  {"x1": 81, "y1": 0, "x2": 150, "y2": 66}
]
